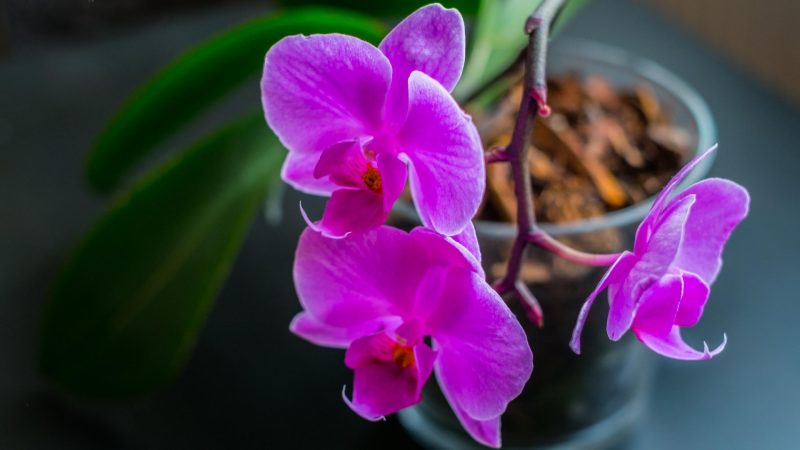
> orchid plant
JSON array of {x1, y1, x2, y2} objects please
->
[
  {"x1": 262, "y1": 2, "x2": 749, "y2": 448},
  {"x1": 41, "y1": 0, "x2": 748, "y2": 446}
]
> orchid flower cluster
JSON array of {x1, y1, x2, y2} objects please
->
[{"x1": 260, "y1": 4, "x2": 749, "y2": 448}]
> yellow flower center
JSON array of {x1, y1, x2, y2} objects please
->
[{"x1": 363, "y1": 164, "x2": 382, "y2": 193}]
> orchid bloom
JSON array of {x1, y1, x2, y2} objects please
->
[
  {"x1": 262, "y1": 4, "x2": 483, "y2": 238},
  {"x1": 571, "y1": 145, "x2": 749, "y2": 360},
  {"x1": 290, "y1": 224, "x2": 532, "y2": 448}
]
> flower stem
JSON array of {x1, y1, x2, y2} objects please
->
[
  {"x1": 492, "y1": 0, "x2": 619, "y2": 324},
  {"x1": 527, "y1": 231, "x2": 621, "y2": 267}
]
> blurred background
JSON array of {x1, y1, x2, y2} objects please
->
[
  {"x1": 3, "y1": 0, "x2": 798, "y2": 102},
  {"x1": 1, "y1": 0, "x2": 798, "y2": 449}
]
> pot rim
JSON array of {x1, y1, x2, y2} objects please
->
[{"x1": 394, "y1": 38, "x2": 717, "y2": 238}]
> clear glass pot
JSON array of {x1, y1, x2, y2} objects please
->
[{"x1": 391, "y1": 39, "x2": 716, "y2": 450}]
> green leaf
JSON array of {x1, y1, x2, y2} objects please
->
[
  {"x1": 87, "y1": 8, "x2": 386, "y2": 193},
  {"x1": 454, "y1": 0, "x2": 589, "y2": 101},
  {"x1": 41, "y1": 113, "x2": 283, "y2": 399},
  {"x1": 454, "y1": 0, "x2": 539, "y2": 101}
]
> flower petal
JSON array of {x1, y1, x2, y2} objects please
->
[
  {"x1": 414, "y1": 344, "x2": 438, "y2": 390},
  {"x1": 317, "y1": 189, "x2": 386, "y2": 238},
  {"x1": 281, "y1": 151, "x2": 337, "y2": 195},
  {"x1": 342, "y1": 387, "x2": 384, "y2": 422},
  {"x1": 673, "y1": 178, "x2": 750, "y2": 284},
  {"x1": 570, "y1": 251, "x2": 637, "y2": 354},
  {"x1": 377, "y1": 152, "x2": 408, "y2": 213},
  {"x1": 436, "y1": 375, "x2": 502, "y2": 448},
  {"x1": 635, "y1": 145, "x2": 716, "y2": 252},
  {"x1": 291, "y1": 313, "x2": 407, "y2": 349},
  {"x1": 344, "y1": 331, "x2": 436, "y2": 420},
  {"x1": 643, "y1": 193, "x2": 696, "y2": 269},
  {"x1": 262, "y1": 34, "x2": 390, "y2": 154},
  {"x1": 379, "y1": 4, "x2": 465, "y2": 126},
  {"x1": 630, "y1": 274, "x2": 683, "y2": 338},
  {"x1": 380, "y1": 4, "x2": 465, "y2": 92},
  {"x1": 408, "y1": 266, "x2": 450, "y2": 325},
  {"x1": 614, "y1": 194, "x2": 696, "y2": 338},
  {"x1": 398, "y1": 71, "x2": 484, "y2": 236},
  {"x1": 675, "y1": 271, "x2": 710, "y2": 327},
  {"x1": 636, "y1": 326, "x2": 727, "y2": 361},
  {"x1": 294, "y1": 226, "x2": 429, "y2": 329},
  {"x1": 409, "y1": 225, "x2": 483, "y2": 276},
  {"x1": 451, "y1": 221, "x2": 482, "y2": 265},
  {"x1": 430, "y1": 270, "x2": 532, "y2": 421},
  {"x1": 289, "y1": 312, "x2": 350, "y2": 348}
]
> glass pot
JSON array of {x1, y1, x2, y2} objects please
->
[{"x1": 391, "y1": 39, "x2": 716, "y2": 450}]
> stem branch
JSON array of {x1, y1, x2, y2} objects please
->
[
  {"x1": 527, "y1": 231, "x2": 621, "y2": 267},
  {"x1": 491, "y1": 0, "x2": 621, "y2": 325}
]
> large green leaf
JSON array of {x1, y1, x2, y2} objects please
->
[
  {"x1": 87, "y1": 8, "x2": 386, "y2": 193},
  {"x1": 454, "y1": 0, "x2": 589, "y2": 101},
  {"x1": 41, "y1": 113, "x2": 283, "y2": 399}
]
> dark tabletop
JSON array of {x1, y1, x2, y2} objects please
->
[{"x1": 1, "y1": 0, "x2": 798, "y2": 449}]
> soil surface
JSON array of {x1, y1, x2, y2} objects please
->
[{"x1": 473, "y1": 72, "x2": 691, "y2": 224}]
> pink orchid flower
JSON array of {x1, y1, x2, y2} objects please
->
[
  {"x1": 262, "y1": 4, "x2": 484, "y2": 238},
  {"x1": 571, "y1": 145, "x2": 750, "y2": 360},
  {"x1": 290, "y1": 224, "x2": 532, "y2": 448}
]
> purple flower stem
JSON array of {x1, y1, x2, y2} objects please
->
[
  {"x1": 527, "y1": 231, "x2": 621, "y2": 267},
  {"x1": 492, "y1": 0, "x2": 619, "y2": 325}
]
